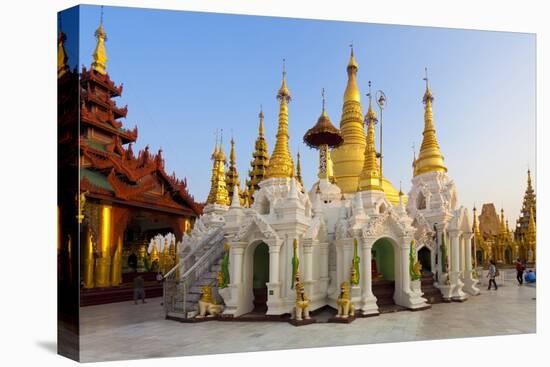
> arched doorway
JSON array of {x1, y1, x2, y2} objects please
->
[
  {"x1": 372, "y1": 238, "x2": 395, "y2": 308},
  {"x1": 505, "y1": 246, "x2": 513, "y2": 264},
  {"x1": 252, "y1": 242, "x2": 270, "y2": 313},
  {"x1": 418, "y1": 246, "x2": 432, "y2": 273},
  {"x1": 476, "y1": 250, "x2": 484, "y2": 267}
]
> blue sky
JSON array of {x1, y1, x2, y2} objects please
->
[{"x1": 65, "y1": 5, "x2": 535, "y2": 224}]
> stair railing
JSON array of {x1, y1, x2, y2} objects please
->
[{"x1": 163, "y1": 229, "x2": 225, "y2": 319}]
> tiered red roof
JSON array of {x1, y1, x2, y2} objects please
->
[{"x1": 79, "y1": 67, "x2": 203, "y2": 216}]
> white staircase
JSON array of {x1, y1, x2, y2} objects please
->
[{"x1": 163, "y1": 227, "x2": 225, "y2": 320}]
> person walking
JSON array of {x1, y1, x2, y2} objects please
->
[
  {"x1": 487, "y1": 260, "x2": 498, "y2": 290},
  {"x1": 133, "y1": 274, "x2": 146, "y2": 304},
  {"x1": 515, "y1": 258, "x2": 525, "y2": 285}
]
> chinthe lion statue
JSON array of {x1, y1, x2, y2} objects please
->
[
  {"x1": 336, "y1": 281, "x2": 355, "y2": 318},
  {"x1": 293, "y1": 279, "x2": 311, "y2": 321},
  {"x1": 196, "y1": 286, "x2": 223, "y2": 318}
]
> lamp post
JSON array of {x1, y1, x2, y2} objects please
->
[{"x1": 375, "y1": 90, "x2": 387, "y2": 178}]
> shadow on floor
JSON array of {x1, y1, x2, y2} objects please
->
[{"x1": 35, "y1": 340, "x2": 57, "y2": 354}]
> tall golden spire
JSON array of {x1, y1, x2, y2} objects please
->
[
  {"x1": 472, "y1": 206, "x2": 481, "y2": 236},
  {"x1": 226, "y1": 137, "x2": 241, "y2": 202},
  {"x1": 206, "y1": 132, "x2": 230, "y2": 205},
  {"x1": 57, "y1": 24, "x2": 69, "y2": 78},
  {"x1": 265, "y1": 60, "x2": 295, "y2": 179},
  {"x1": 246, "y1": 106, "x2": 270, "y2": 202},
  {"x1": 499, "y1": 208, "x2": 507, "y2": 236},
  {"x1": 526, "y1": 206, "x2": 536, "y2": 243},
  {"x1": 92, "y1": 7, "x2": 108, "y2": 75},
  {"x1": 413, "y1": 68, "x2": 447, "y2": 177},
  {"x1": 295, "y1": 151, "x2": 304, "y2": 188},
  {"x1": 359, "y1": 82, "x2": 382, "y2": 191},
  {"x1": 331, "y1": 45, "x2": 366, "y2": 192}
]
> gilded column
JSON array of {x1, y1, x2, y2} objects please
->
[
  {"x1": 82, "y1": 228, "x2": 95, "y2": 288},
  {"x1": 110, "y1": 234, "x2": 123, "y2": 286},
  {"x1": 94, "y1": 204, "x2": 112, "y2": 287}
]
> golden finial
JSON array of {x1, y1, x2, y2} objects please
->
[
  {"x1": 296, "y1": 150, "x2": 304, "y2": 188},
  {"x1": 321, "y1": 87, "x2": 326, "y2": 113},
  {"x1": 266, "y1": 61, "x2": 294, "y2": 179},
  {"x1": 347, "y1": 43, "x2": 358, "y2": 71},
  {"x1": 398, "y1": 181, "x2": 403, "y2": 196},
  {"x1": 91, "y1": 5, "x2": 108, "y2": 75},
  {"x1": 277, "y1": 58, "x2": 291, "y2": 101},
  {"x1": 413, "y1": 68, "x2": 447, "y2": 177}
]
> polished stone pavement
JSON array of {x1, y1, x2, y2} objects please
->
[{"x1": 80, "y1": 271, "x2": 536, "y2": 362}]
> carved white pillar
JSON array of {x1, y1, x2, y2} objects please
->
[
  {"x1": 303, "y1": 244, "x2": 313, "y2": 282},
  {"x1": 360, "y1": 237, "x2": 378, "y2": 315},
  {"x1": 231, "y1": 246, "x2": 245, "y2": 284},
  {"x1": 319, "y1": 242, "x2": 329, "y2": 279},
  {"x1": 450, "y1": 232, "x2": 460, "y2": 273},
  {"x1": 269, "y1": 243, "x2": 281, "y2": 284},
  {"x1": 464, "y1": 233, "x2": 473, "y2": 272}
]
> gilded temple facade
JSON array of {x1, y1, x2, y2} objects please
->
[
  {"x1": 60, "y1": 21, "x2": 203, "y2": 305},
  {"x1": 164, "y1": 49, "x2": 480, "y2": 321},
  {"x1": 473, "y1": 170, "x2": 537, "y2": 266}
]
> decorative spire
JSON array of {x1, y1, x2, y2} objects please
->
[
  {"x1": 57, "y1": 23, "x2": 69, "y2": 78},
  {"x1": 526, "y1": 206, "x2": 536, "y2": 244},
  {"x1": 473, "y1": 205, "x2": 481, "y2": 236},
  {"x1": 295, "y1": 151, "x2": 304, "y2": 189},
  {"x1": 359, "y1": 82, "x2": 382, "y2": 191},
  {"x1": 499, "y1": 208, "x2": 507, "y2": 235},
  {"x1": 266, "y1": 60, "x2": 294, "y2": 179},
  {"x1": 206, "y1": 134, "x2": 229, "y2": 206},
  {"x1": 91, "y1": 6, "x2": 108, "y2": 75},
  {"x1": 331, "y1": 46, "x2": 366, "y2": 193},
  {"x1": 246, "y1": 107, "x2": 270, "y2": 202},
  {"x1": 515, "y1": 168, "x2": 536, "y2": 242},
  {"x1": 413, "y1": 68, "x2": 447, "y2": 177},
  {"x1": 226, "y1": 136, "x2": 241, "y2": 202}
]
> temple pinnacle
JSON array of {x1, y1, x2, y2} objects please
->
[
  {"x1": 413, "y1": 68, "x2": 447, "y2": 177},
  {"x1": 266, "y1": 62, "x2": 294, "y2": 179},
  {"x1": 92, "y1": 6, "x2": 108, "y2": 75}
]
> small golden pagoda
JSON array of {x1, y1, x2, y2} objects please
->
[
  {"x1": 265, "y1": 61, "x2": 295, "y2": 179},
  {"x1": 226, "y1": 137, "x2": 241, "y2": 202},
  {"x1": 246, "y1": 107, "x2": 270, "y2": 203},
  {"x1": 413, "y1": 68, "x2": 447, "y2": 177},
  {"x1": 206, "y1": 136, "x2": 230, "y2": 205},
  {"x1": 359, "y1": 82, "x2": 382, "y2": 191}
]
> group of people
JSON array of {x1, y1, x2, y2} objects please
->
[{"x1": 486, "y1": 258, "x2": 536, "y2": 291}]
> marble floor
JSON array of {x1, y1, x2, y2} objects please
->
[{"x1": 80, "y1": 271, "x2": 536, "y2": 362}]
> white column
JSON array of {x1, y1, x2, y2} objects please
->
[
  {"x1": 231, "y1": 246, "x2": 245, "y2": 284},
  {"x1": 450, "y1": 232, "x2": 460, "y2": 273},
  {"x1": 319, "y1": 242, "x2": 329, "y2": 279},
  {"x1": 465, "y1": 233, "x2": 473, "y2": 272},
  {"x1": 303, "y1": 245, "x2": 313, "y2": 282},
  {"x1": 361, "y1": 239, "x2": 373, "y2": 297},
  {"x1": 269, "y1": 244, "x2": 280, "y2": 284},
  {"x1": 360, "y1": 237, "x2": 378, "y2": 315}
]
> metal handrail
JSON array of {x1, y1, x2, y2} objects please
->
[
  {"x1": 163, "y1": 229, "x2": 225, "y2": 318},
  {"x1": 163, "y1": 227, "x2": 224, "y2": 280}
]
